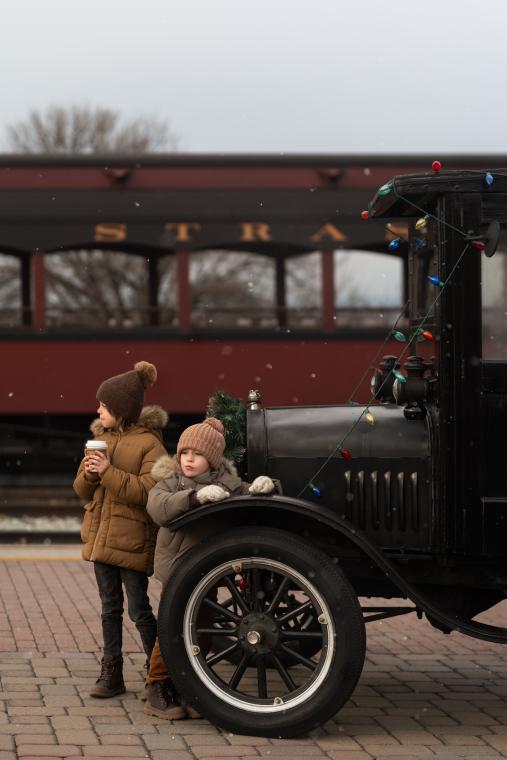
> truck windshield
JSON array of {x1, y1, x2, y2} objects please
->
[
  {"x1": 482, "y1": 232, "x2": 507, "y2": 360},
  {"x1": 411, "y1": 224, "x2": 438, "y2": 325}
]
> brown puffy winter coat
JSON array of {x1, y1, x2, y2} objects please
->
[
  {"x1": 73, "y1": 405, "x2": 168, "y2": 575},
  {"x1": 147, "y1": 455, "x2": 254, "y2": 585}
]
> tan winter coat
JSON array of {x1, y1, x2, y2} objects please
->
[
  {"x1": 73, "y1": 405, "x2": 168, "y2": 575},
  {"x1": 147, "y1": 456, "x2": 252, "y2": 585}
]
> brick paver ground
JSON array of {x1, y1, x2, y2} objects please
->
[{"x1": 0, "y1": 547, "x2": 506, "y2": 759}]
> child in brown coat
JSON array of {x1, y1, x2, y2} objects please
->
[
  {"x1": 73, "y1": 361, "x2": 168, "y2": 698},
  {"x1": 143, "y1": 416, "x2": 278, "y2": 720}
]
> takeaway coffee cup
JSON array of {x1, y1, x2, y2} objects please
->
[{"x1": 85, "y1": 440, "x2": 108, "y2": 472}]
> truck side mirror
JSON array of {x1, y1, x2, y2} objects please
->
[{"x1": 482, "y1": 220, "x2": 501, "y2": 258}]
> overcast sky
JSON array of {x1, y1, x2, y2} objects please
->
[{"x1": 0, "y1": 0, "x2": 505, "y2": 154}]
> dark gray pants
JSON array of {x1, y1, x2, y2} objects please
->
[{"x1": 94, "y1": 561, "x2": 157, "y2": 660}]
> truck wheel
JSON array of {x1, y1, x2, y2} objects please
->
[
  {"x1": 210, "y1": 599, "x2": 323, "y2": 667},
  {"x1": 158, "y1": 527, "x2": 365, "y2": 738}
]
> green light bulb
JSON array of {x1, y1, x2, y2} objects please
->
[{"x1": 378, "y1": 181, "x2": 393, "y2": 196}]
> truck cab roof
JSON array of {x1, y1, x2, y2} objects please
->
[{"x1": 369, "y1": 168, "x2": 507, "y2": 218}]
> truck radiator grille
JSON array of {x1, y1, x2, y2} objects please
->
[{"x1": 344, "y1": 469, "x2": 420, "y2": 532}]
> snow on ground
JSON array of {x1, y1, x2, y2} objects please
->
[{"x1": 0, "y1": 514, "x2": 80, "y2": 533}]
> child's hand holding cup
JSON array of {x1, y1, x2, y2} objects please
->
[{"x1": 84, "y1": 440, "x2": 108, "y2": 479}]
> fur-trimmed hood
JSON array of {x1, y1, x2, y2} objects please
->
[
  {"x1": 90, "y1": 404, "x2": 168, "y2": 437},
  {"x1": 151, "y1": 454, "x2": 239, "y2": 482}
]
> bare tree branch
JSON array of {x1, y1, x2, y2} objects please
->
[
  {"x1": 1, "y1": 105, "x2": 182, "y2": 326},
  {"x1": 5, "y1": 105, "x2": 177, "y2": 154}
]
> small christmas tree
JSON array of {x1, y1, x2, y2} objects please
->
[{"x1": 207, "y1": 389, "x2": 246, "y2": 464}]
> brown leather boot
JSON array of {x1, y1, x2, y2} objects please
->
[
  {"x1": 143, "y1": 680, "x2": 186, "y2": 720},
  {"x1": 89, "y1": 656, "x2": 126, "y2": 698},
  {"x1": 184, "y1": 703, "x2": 201, "y2": 719}
]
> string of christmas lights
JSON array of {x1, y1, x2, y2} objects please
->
[
  {"x1": 299, "y1": 163, "x2": 480, "y2": 499},
  {"x1": 345, "y1": 211, "x2": 417, "y2": 404},
  {"x1": 346, "y1": 297, "x2": 410, "y2": 405},
  {"x1": 301, "y1": 240, "x2": 471, "y2": 499}
]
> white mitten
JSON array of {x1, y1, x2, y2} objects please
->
[
  {"x1": 196, "y1": 484, "x2": 230, "y2": 505},
  {"x1": 248, "y1": 475, "x2": 275, "y2": 495}
]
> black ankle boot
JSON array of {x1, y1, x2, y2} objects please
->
[
  {"x1": 90, "y1": 655, "x2": 126, "y2": 698},
  {"x1": 143, "y1": 679, "x2": 185, "y2": 720}
]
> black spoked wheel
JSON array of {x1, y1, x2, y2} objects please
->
[
  {"x1": 209, "y1": 576, "x2": 324, "y2": 667},
  {"x1": 158, "y1": 527, "x2": 366, "y2": 738}
]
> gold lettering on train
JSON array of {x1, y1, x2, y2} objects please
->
[
  {"x1": 94, "y1": 223, "x2": 127, "y2": 242},
  {"x1": 239, "y1": 222, "x2": 272, "y2": 242},
  {"x1": 309, "y1": 224, "x2": 348, "y2": 243},
  {"x1": 92, "y1": 221, "x2": 351, "y2": 245},
  {"x1": 164, "y1": 222, "x2": 202, "y2": 242}
]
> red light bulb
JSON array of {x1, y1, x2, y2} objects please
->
[
  {"x1": 361, "y1": 210, "x2": 369, "y2": 220},
  {"x1": 432, "y1": 160, "x2": 442, "y2": 172},
  {"x1": 472, "y1": 240, "x2": 485, "y2": 251},
  {"x1": 341, "y1": 449, "x2": 352, "y2": 461}
]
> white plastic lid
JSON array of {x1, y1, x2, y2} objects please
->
[{"x1": 85, "y1": 440, "x2": 108, "y2": 449}]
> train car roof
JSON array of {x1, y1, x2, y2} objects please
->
[{"x1": 0, "y1": 153, "x2": 507, "y2": 168}]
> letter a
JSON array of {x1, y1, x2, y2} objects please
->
[{"x1": 310, "y1": 224, "x2": 348, "y2": 243}]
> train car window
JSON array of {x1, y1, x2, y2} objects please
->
[
  {"x1": 45, "y1": 250, "x2": 148, "y2": 328},
  {"x1": 335, "y1": 250, "x2": 403, "y2": 329},
  {"x1": 189, "y1": 250, "x2": 276, "y2": 328},
  {"x1": 482, "y1": 230, "x2": 507, "y2": 359},
  {"x1": 285, "y1": 251, "x2": 321, "y2": 328},
  {"x1": 158, "y1": 255, "x2": 178, "y2": 326},
  {"x1": 0, "y1": 253, "x2": 21, "y2": 327}
]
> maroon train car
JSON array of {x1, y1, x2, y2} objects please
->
[{"x1": 0, "y1": 153, "x2": 505, "y2": 479}]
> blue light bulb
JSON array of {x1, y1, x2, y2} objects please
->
[{"x1": 310, "y1": 483, "x2": 321, "y2": 497}]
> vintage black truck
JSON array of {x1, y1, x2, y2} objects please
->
[{"x1": 157, "y1": 168, "x2": 507, "y2": 737}]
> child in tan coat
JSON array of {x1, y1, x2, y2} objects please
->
[
  {"x1": 73, "y1": 361, "x2": 167, "y2": 699},
  {"x1": 144, "y1": 416, "x2": 278, "y2": 720}
]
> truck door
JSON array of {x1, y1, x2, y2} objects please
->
[{"x1": 480, "y1": 222, "x2": 507, "y2": 557}]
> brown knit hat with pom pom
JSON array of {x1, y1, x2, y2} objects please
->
[
  {"x1": 177, "y1": 417, "x2": 225, "y2": 471},
  {"x1": 96, "y1": 361, "x2": 157, "y2": 423}
]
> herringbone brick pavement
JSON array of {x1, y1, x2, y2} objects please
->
[{"x1": 0, "y1": 548, "x2": 506, "y2": 760}]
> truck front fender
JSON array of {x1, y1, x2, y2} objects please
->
[{"x1": 169, "y1": 494, "x2": 507, "y2": 644}]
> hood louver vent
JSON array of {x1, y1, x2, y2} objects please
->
[{"x1": 344, "y1": 469, "x2": 420, "y2": 533}]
